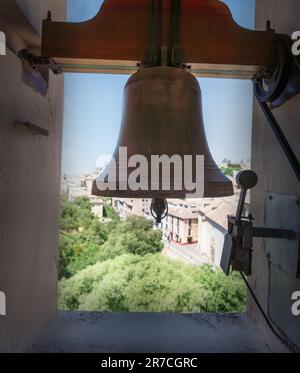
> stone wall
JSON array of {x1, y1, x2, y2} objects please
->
[
  {"x1": 249, "y1": 0, "x2": 300, "y2": 351},
  {"x1": 0, "y1": 0, "x2": 65, "y2": 352}
]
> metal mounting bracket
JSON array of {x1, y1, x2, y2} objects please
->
[
  {"x1": 254, "y1": 34, "x2": 300, "y2": 107},
  {"x1": 253, "y1": 34, "x2": 300, "y2": 184},
  {"x1": 18, "y1": 49, "x2": 62, "y2": 96},
  {"x1": 266, "y1": 193, "x2": 300, "y2": 279},
  {"x1": 18, "y1": 49, "x2": 62, "y2": 75},
  {"x1": 221, "y1": 171, "x2": 299, "y2": 276}
]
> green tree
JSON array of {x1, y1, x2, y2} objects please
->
[
  {"x1": 59, "y1": 222, "x2": 109, "y2": 280},
  {"x1": 60, "y1": 197, "x2": 95, "y2": 232},
  {"x1": 220, "y1": 162, "x2": 242, "y2": 177},
  {"x1": 59, "y1": 199, "x2": 162, "y2": 279},
  {"x1": 59, "y1": 196, "x2": 108, "y2": 279},
  {"x1": 58, "y1": 197, "x2": 246, "y2": 315},
  {"x1": 59, "y1": 254, "x2": 246, "y2": 313},
  {"x1": 58, "y1": 234, "x2": 77, "y2": 280},
  {"x1": 103, "y1": 205, "x2": 120, "y2": 221},
  {"x1": 95, "y1": 217, "x2": 163, "y2": 262}
]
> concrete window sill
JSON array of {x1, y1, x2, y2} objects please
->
[{"x1": 29, "y1": 312, "x2": 272, "y2": 353}]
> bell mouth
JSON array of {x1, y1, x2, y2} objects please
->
[
  {"x1": 92, "y1": 186, "x2": 233, "y2": 199},
  {"x1": 92, "y1": 177, "x2": 233, "y2": 199}
]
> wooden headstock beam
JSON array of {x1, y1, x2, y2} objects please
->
[{"x1": 41, "y1": 0, "x2": 276, "y2": 79}]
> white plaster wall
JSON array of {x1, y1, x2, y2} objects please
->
[
  {"x1": 210, "y1": 225, "x2": 225, "y2": 267},
  {"x1": 0, "y1": 0, "x2": 65, "y2": 352},
  {"x1": 198, "y1": 219, "x2": 225, "y2": 267},
  {"x1": 250, "y1": 0, "x2": 300, "y2": 351},
  {"x1": 198, "y1": 218, "x2": 209, "y2": 258}
]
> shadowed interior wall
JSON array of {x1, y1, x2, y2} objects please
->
[
  {"x1": 249, "y1": 0, "x2": 300, "y2": 351},
  {"x1": 0, "y1": 0, "x2": 65, "y2": 352}
]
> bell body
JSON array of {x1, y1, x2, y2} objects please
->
[{"x1": 93, "y1": 66, "x2": 233, "y2": 198}]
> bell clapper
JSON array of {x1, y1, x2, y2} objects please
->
[{"x1": 150, "y1": 198, "x2": 168, "y2": 225}]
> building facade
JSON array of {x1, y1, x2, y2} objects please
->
[
  {"x1": 162, "y1": 207, "x2": 198, "y2": 245},
  {"x1": 198, "y1": 202, "x2": 237, "y2": 267},
  {"x1": 197, "y1": 181, "x2": 250, "y2": 267}
]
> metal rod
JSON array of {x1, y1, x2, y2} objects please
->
[
  {"x1": 253, "y1": 227, "x2": 295, "y2": 240},
  {"x1": 239, "y1": 271, "x2": 298, "y2": 353},
  {"x1": 16, "y1": 122, "x2": 49, "y2": 137},
  {"x1": 145, "y1": 0, "x2": 162, "y2": 67},
  {"x1": 168, "y1": 0, "x2": 182, "y2": 67},
  {"x1": 235, "y1": 189, "x2": 247, "y2": 224},
  {"x1": 257, "y1": 99, "x2": 300, "y2": 183}
]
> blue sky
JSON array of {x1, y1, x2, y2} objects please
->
[{"x1": 63, "y1": 0, "x2": 255, "y2": 175}]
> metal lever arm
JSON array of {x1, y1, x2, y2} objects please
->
[
  {"x1": 235, "y1": 170, "x2": 258, "y2": 222},
  {"x1": 221, "y1": 170, "x2": 297, "y2": 276}
]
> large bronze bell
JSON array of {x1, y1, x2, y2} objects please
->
[{"x1": 92, "y1": 66, "x2": 233, "y2": 201}]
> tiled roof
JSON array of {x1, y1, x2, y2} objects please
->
[
  {"x1": 205, "y1": 203, "x2": 237, "y2": 230},
  {"x1": 167, "y1": 207, "x2": 198, "y2": 220}
]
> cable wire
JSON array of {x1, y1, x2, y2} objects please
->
[{"x1": 239, "y1": 271, "x2": 299, "y2": 353}]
